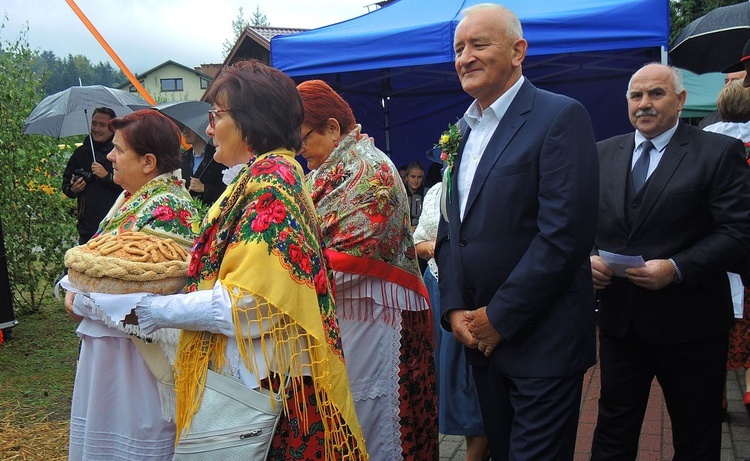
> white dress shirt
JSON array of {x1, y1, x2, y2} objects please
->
[
  {"x1": 632, "y1": 121, "x2": 679, "y2": 180},
  {"x1": 458, "y1": 76, "x2": 525, "y2": 220}
]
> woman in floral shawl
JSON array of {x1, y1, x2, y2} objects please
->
[
  {"x1": 297, "y1": 80, "x2": 437, "y2": 460},
  {"x1": 63, "y1": 110, "x2": 198, "y2": 460},
  {"x1": 130, "y1": 61, "x2": 367, "y2": 460}
]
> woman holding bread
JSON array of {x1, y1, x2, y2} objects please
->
[
  {"x1": 127, "y1": 61, "x2": 367, "y2": 460},
  {"x1": 64, "y1": 109, "x2": 197, "y2": 461}
]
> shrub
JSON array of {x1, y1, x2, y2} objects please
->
[{"x1": 0, "y1": 27, "x2": 77, "y2": 313}]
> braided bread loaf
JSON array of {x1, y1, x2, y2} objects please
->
[{"x1": 65, "y1": 232, "x2": 190, "y2": 294}]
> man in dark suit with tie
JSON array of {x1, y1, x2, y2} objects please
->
[
  {"x1": 180, "y1": 126, "x2": 227, "y2": 206},
  {"x1": 590, "y1": 63, "x2": 750, "y2": 460},
  {"x1": 435, "y1": 4, "x2": 599, "y2": 460}
]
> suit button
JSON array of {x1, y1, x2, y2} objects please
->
[
  {"x1": 631, "y1": 201, "x2": 640, "y2": 208},
  {"x1": 468, "y1": 287, "x2": 476, "y2": 295},
  {"x1": 459, "y1": 238, "x2": 467, "y2": 247}
]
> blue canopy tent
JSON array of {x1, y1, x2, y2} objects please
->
[{"x1": 272, "y1": 0, "x2": 669, "y2": 168}]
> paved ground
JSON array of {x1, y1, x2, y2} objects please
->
[{"x1": 438, "y1": 366, "x2": 750, "y2": 461}]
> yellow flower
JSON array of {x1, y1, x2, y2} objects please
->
[{"x1": 434, "y1": 122, "x2": 462, "y2": 204}]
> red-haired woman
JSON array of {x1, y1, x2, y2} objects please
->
[{"x1": 298, "y1": 79, "x2": 438, "y2": 460}]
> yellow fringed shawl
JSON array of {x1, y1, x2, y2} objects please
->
[{"x1": 174, "y1": 150, "x2": 367, "y2": 460}]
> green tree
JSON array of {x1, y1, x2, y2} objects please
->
[
  {"x1": 91, "y1": 61, "x2": 124, "y2": 88},
  {"x1": 0, "y1": 25, "x2": 77, "y2": 313},
  {"x1": 222, "y1": 5, "x2": 271, "y2": 57},
  {"x1": 669, "y1": 0, "x2": 746, "y2": 43},
  {"x1": 251, "y1": 5, "x2": 270, "y2": 27},
  {"x1": 31, "y1": 50, "x2": 126, "y2": 96}
]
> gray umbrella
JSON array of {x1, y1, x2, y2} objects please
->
[
  {"x1": 24, "y1": 85, "x2": 148, "y2": 137},
  {"x1": 24, "y1": 85, "x2": 148, "y2": 161},
  {"x1": 154, "y1": 100, "x2": 212, "y2": 143},
  {"x1": 670, "y1": 2, "x2": 750, "y2": 74}
]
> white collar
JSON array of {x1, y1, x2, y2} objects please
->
[
  {"x1": 635, "y1": 121, "x2": 679, "y2": 153},
  {"x1": 464, "y1": 76, "x2": 526, "y2": 129}
]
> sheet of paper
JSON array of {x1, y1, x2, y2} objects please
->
[{"x1": 598, "y1": 250, "x2": 646, "y2": 277}]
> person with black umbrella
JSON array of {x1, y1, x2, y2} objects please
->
[
  {"x1": 61, "y1": 107, "x2": 122, "y2": 244},
  {"x1": 723, "y1": 38, "x2": 750, "y2": 88},
  {"x1": 179, "y1": 126, "x2": 226, "y2": 206}
]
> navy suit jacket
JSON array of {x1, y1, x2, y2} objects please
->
[
  {"x1": 180, "y1": 144, "x2": 227, "y2": 206},
  {"x1": 595, "y1": 124, "x2": 750, "y2": 344},
  {"x1": 436, "y1": 79, "x2": 599, "y2": 377}
]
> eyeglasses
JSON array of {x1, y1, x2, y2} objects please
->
[
  {"x1": 301, "y1": 129, "x2": 314, "y2": 145},
  {"x1": 208, "y1": 109, "x2": 232, "y2": 128}
]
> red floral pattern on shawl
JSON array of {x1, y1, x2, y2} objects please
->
[{"x1": 306, "y1": 126, "x2": 427, "y2": 300}]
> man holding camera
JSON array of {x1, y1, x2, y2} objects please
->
[{"x1": 62, "y1": 107, "x2": 121, "y2": 244}]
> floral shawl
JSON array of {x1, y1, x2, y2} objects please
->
[
  {"x1": 98, "y1": 170, "x2": 197, "y2": 247},
  {"x1": 175, "y1": 150, "x2": 366, "y2": 459},
  {"x1": 306, "y1": 126, "x2": 429, "y2": 310}
]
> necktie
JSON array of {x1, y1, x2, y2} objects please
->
[{"x1": 632, "y1": 140, "x2": 653, "y2": 193}]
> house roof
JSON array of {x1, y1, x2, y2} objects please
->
[
  {"x1": 223, "y1": 26, "x2": 306, "y2": 66},
  {"x1": 252, "y1": 26, "x2": 307, "y2": 44},
  {"x1": 195, "y1": 64, "x2": 222, "y2": 78}
]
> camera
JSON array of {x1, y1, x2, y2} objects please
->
[{"x1": 73, "y1": 168, "x2": 94, "y2": 183}]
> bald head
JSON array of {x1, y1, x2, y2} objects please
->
[{"x1": 626, "y1": 64, "x2": 686, "y2": 139}]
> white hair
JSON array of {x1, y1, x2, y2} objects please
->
[
  {"x1": 625, "y1": 63, "x2": 685, "y2": 99},
  {"x1": 461, "y1": 3, "x2": 523, "y2": 40}
]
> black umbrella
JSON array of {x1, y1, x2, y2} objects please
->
[
  {"x1": 154, "y1": 100, "x2": 212, "y2": 143},
  {"x1": 670, "y1": 2, "x2": 750, "y2": 74}
]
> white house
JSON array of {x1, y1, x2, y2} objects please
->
[{"x1": 118, "y1": 60, "x2": 213, "y2": 102}]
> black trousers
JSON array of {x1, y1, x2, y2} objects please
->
[
  {"x1": 591, "y1": 328, "x2": 728, "y2": 461},
  {"x1": 473, "y1": 364, "x2": 584, "y2": 461}
]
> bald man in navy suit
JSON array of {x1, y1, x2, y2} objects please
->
[{"x1": 435, "y1": 4, "x2": 599, "y2": 460}]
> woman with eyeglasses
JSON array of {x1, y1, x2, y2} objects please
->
[
  {"x1": 297, "y1": 79, "x2": 437, "y2": 460},
  {"x1": 124, "y1": 61, "x2": 367, "y2": 460}
]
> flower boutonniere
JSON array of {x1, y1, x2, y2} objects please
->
[{"x1": 435, "y1": 122, "x2": 461, "y2": 205}]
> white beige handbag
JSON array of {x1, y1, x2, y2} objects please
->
[{"x1": 173, "y1": 369, "x2": 283, "y2": 460}]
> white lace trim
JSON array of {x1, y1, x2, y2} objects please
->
[
  {"x1": 381, "y1": 311, "x2": 403, "y2": 460},
  {"x1": 413, "y1": 183, "x2": 441, "y2": 279},
  {"x1": 334, "y1": 273, "x2": 403, "y2": 459}
]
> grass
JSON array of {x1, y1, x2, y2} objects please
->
[{"x1": 0, "y1": 296, "x2": 79, "y2": 459}]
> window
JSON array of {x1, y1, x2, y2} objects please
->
[
  {"x1": 200, "y1": 78, "x2": 210, "y2": 89},
  {"x1": 129, "y1": 80, "x2": 145, "y2": 92},
  {"x1": 160, "y1": 78, "x2": 184, "y2": 92}
]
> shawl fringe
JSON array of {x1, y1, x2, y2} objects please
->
[
  {"x1": 326, "y1": 249, "x2": 430, "y2": 304},
  {"x1": 174, "y1": 151, "x2": 367, "y2": 460},
  {"x1": 332, "y1": 270, "x2": 430, "y2": 327}
]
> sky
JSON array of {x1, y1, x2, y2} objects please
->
[{"x1": 1, "y1": 0, "x2": 373, "y2": 74}]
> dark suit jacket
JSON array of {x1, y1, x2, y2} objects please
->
[
  {"x1": 436, "y1": 79, "x2": 599, "y2": 378},
  {"x1": 595, "y1": 123, "x2": 750, "y2": 344},
  {"x1": 61, "y1": 136, "x2": 122, "y2": 236},
  {"x1": 180, "y1": 144, "x2": 227, "y2": 206}
]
